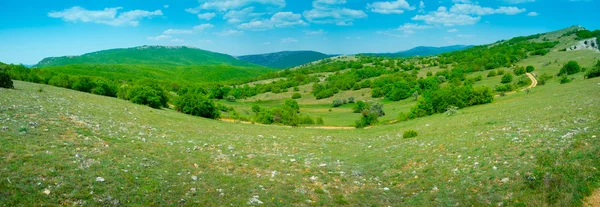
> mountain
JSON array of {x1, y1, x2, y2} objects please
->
[
  {"x1": 35, "y1": 45, "x2": 257, "y2": 68},
  {"x1": 238, "y1": 51, "x2": 333, "y2": 69},
  {"x1": 33, "y1": 46, "x2": 275, "y2": 83},
  {"x1": 362, "y1": 45, "x2": 473, "y2": 58}
]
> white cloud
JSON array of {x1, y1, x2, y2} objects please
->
[
  {"x1": 452, "y1": 0, "x2": 472, "y2": 3},
  {"x1": 413, "y1": 3, "x2": 525, "y2": 26},
  {"x1": 147, "y1": 35, "x2": 171, "y2": 41},
  {"x1": 377, "y1": 23, "x2": 431, "y2": 37},
  {"x1": 303, "y1": 8, "x2": 367, "y2": 26},
  {"x1": 281, "y1": 38, "x2": 298, "y2": 43},
  {"x1": 171, "y1": 38, "x2": 185, "y2": 43},
  {"x1": 450, "y1": 4, "x2": 526, "y2": 15},
  {"x1": 418, "y1": 1, "x2": 425, "y2": 13},
  {"x1": 48, "y1": 6, "x2": 162, "y2": 27},
  {"x1": 238, "y1": 12, "x2": 307, "y2": 30},
  {"x1": 198, "y1": 39, "x2": 213, "y2": 44},
  {"x1": 163, "y1": 29, "x2": 193, "y2": 35},
  {"x1": 447, "y1": 28, "x2": 458, "y2": 33},
  {"x1": 457, "y1": 34, "x2": 476, "y2": 38},
  {"x1": 504, "y1": 0, "x2": 535, "y2": 3},
  {"x1": 164, "y1": 5, "x2": 169, "y2": 9},
  {"x1": 367, "y1": 0, "x2": 415, "y2": 14},
  {"x1": 305, "y1": 29, "x2": 326, "y2": 35},
  {"x1": 217, "y1": 29, "x2": 244, "y2": 36},
  {"x1": 197, "y1": 13, "x2": 216, "y2": 20},
  {"x1": 223, "y1": 7, "x2": 264, "y2": 24},
  {"x1": 527, "y1": 11, "x2": 538, "y2": 16},
  {"x1": 412, "y1": 6, "x2": 481, "y2": 26},
  {"x1": 189, "y1": 0, "x2": 285, "y2": 12},
  {"x1": 193, "y1": 23, "x2": 214, "y2": 31},
  {"x1": 313, "y1": 0, "x2": 347, "y2": 9}
]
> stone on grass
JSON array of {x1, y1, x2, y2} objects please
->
[{"x1": 96, "y1": 177, "x2": 105, "y2": 182}]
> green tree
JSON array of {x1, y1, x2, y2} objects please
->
[
  {"x1": 72, "y1": 76, "x2": 95, "y2": 93},
  {"x1": 0, "y1": 70, "x2": 14, "y2": 89},
  {"x1": 175, "y1": 92, "x2": 220, "y2": 119},
  {"x1": 526, "y1": 65, "x2": 535, "y2": 72},
  {"x1": 559, "y1": 61, "x2": 581, "y2": 75},
  {"x1": 48, "y1": 74, "x2": 72, "y2": 89},
  {"x1": 126, "y1": 81, "x2": 169, "y2": 109},
  {"x1": 501, "y1": 73, "x2": 513, "y2": 84},
  {"x1": 285, "y1": 99, "x2": 300, "y2": 113}
]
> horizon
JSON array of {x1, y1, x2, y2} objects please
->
[{"x1": 1, "y1": 0, "x2": 599, "y2": 65}]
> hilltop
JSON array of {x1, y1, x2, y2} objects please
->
[{"x1": 238, "y1": 51, "x2": 333, "y2": 69}]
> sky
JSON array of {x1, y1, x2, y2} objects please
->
[{"x1": 0, "y1": 0, "x2": 598, "y2": 64}]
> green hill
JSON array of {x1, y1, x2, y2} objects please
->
[
  {"x1": 33, "y1": 46, "x2": 275, "y2": 83},
  {"x1": 238, "y1": 51, "x2": 333, "y2": 69}
]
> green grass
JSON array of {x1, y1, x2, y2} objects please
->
[{"x1": 1, "y1": 76, "x2": 599, "y2": 205}]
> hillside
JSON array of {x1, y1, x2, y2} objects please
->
[
  {"x1": 31, "y1": 46, "x2": 275, "y2": 84},
  {"x1": 35, "y1": 45, "x2": 257, "y2": 67},
  {"x1": 238, "y1": 51, "x2": 333, "y2": 69},
  {"x1": 362, "y1": 45, "x2": 473, "y2": 58}
]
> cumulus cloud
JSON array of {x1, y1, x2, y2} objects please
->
[
  {"x1": 447, "y1": 28, "x2": 458, "y2": 33},
  {"x1": 527, "y1": 11, "x2": 538, "y2": 16},
  {"x1": 193, "y1": 23, "x2": 214, "y2": 31},
  {"x1": 186, "y1": 0, "x2": 285, "y2": 13},
  {"x1": 163, "y1": 29, "x2": 193, "y2": 35},
  {"x1": 367, "y1": 0, "x2": 415, "y2": 14},
  {"x1": 413, "y1": 3, "x2": 525, "y2": 26},
  {"x1": 305, "y1": 29, "x2": 326, "y2": 35},
  {"x1": 223, "y1": 7, "x2": 264, "y2": 24},
  {"x1": 48, "y1": 6, "x2": 162, "y2": 27},
  {"x1": 197, "y1": 13, "x2": 216, "y2": 20},
  {"x1": 238, "y1": 12, "x2": 307, "y2": 30}
]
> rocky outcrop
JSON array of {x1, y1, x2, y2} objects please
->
[{"x1": 566, "y1": 38, "x2": 598, "y2": 51}]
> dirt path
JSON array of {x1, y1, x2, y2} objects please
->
[
  {"x1": 586, "y1": 190, "x2": 600, "y2": 207},
  {"x1": 523, "y1": 72, "x2": 538, "y2": 91}
]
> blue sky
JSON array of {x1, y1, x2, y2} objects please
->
[{"x1": 0, "y1": 0, "x2": 598, "y2": 64}]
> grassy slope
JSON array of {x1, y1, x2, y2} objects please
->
[{"x1": 1, "y1": 77, "x2": 599, "y2": 206}]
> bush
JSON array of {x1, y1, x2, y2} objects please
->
[
  {"x1": 501, "y1": 73, "x2": 513, "y2": 83},
  {"x1": 487, "y1": 70, "x2": 497, "y2": 77},
  {"x1": 497, "y1": 69, "x2": 505, "y2": 75},
  {"x1": 285, "y1": 99, "x2": 300, "y2": 113},
  {"x1": 538, "y1": 73, "x2": 553, "y2": 85},
  {"x1": 559, "y1": 75, "x2": 572, "y2": 84},
  {"x1": 514, "y1": 67, "x2": 526, "y2": 75},
  {"x1": 175, "y1": 92, "x2": 220, "y2": 119},
  {"x1": 252, "y1": 104, "x2": 261, "y2": 113},
  {"x1": 387, "y1": 81, "x2": 411, "y2": 101},
  {"x1": 348, "y1": 96, "x2": 355, "y2": 103},
  {"x1": 559, "y1": 61, "x2": 581, "y2": 75},
  {"x1": 526, "y1": 65, "x2": 535, "y2": 72},
  {"x1": 126, "y1": 81, "x2": 169, "y2": 109},
  {"x1": 316, "y1": 117, "x2": 324, "y2": 125},
  {"x1": 354, "y1": 102, "x2": 385, "y2": 128},
  {"x1": 91, "y1": 78, "x2": 118, "y2": 97},
  {"x1": 226, "y1": 95, "x2": 236, "y2": 102},
  {"x1": 71, "y1": 76, "x2": 95, "y2": 93},
  {"x1": 515, "y1": 75, "x2": 532, "y2": 87},
  {"x1": 585, "y1": 68, "x2": 600, "y2": 79},
  {"x1": 353, "y1": 100, "x2": 368, "y2": 113},
  {"x1": 403, "y1": 130, "x2": 418, "y2": 138},
  {"x1": 48, "y1": 74, "x2": 72, "y2": 89},
  {"x1": 0, "y1": 71, "x2": 14, "y2": 89},
  {"x1": 291, "y1": 93, "x2": 301, "y2": 99},
  {"x1": 332, "y1": 99, "x2": 343, "y2": 107},
  {"x1": 495, "y1": 84, "x2": 514, "y2": 92}
]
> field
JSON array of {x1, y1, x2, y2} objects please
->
[{"x1": 1, "y1": 76, "x2": 599, "y2": 205}]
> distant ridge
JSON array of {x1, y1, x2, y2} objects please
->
[
  {"x1": 361, "y1": 45, "x2": 473, "y2": 58},
  {"x1": 238, "y1": 51, "x2": 333, "y2": 69}
]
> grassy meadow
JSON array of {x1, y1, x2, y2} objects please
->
[{"x1": 1, "y1": 75, "x2": 599, "y2": 205}]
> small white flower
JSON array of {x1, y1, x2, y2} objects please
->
[{"x1": 95, "y1": 177, "x2": 105, "y2": 182}]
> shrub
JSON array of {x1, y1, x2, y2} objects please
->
[
  {"x1": 48, "y1": 74, "x2": 72, "y2": 89},
  {"x1": 291, "y1": 93, "x2": 301, "y2": 99},
  {"x1": 387, "y1": 81, "x2": 411, "y2": 101},
  {"x1": 559, "y1": 75, "x2": 572, "y2": 84},
  {"x1": 585, "y1": 68, "x2": 600, "y2": 79},
  {"x1": 126, "y1": 81, "x2": 169, "y2": 109},
  {"x1": 495, "y1": 84, "x2": 514, "y2": 92},
  {"x1": 526, "y1": 65, "x2": 535, "y2": 72},
  {"x1": 403, "y1": 130, "x2": 418, "y2": 138},
  {"x1": 175, "y1": 92, "x2": 220, "y2": 119},
  {"x1": 514, "y1": 67, "x2": 526, "y2": 75},
  {"x1": 348, "y1": 96, "x2": 355, "y2": 103},
  {"x1": 285, "y1": 99, "x2": 300, "y2": 113},
  {"x1": 354, "y1": 102, "x2": 385, "y2": 128},
  {"x1": 559, "y1": 61, "x2": 581, "y2": 75},
  {"x1": 515, "y1": 75, "x2": 532, "y2": 87},
  {"x1": 251, "y1": 104, "x2": 261, "y2": 113},
  {"x1": 497, "y1": 69, "x2": 505, "y2": 75},
  {"x1": 353, "y1": 100, "x2": 368, "y2": 113},
  {"x1": 71, "y1": 76, "x2": 95, "y2": 93},
  {"x1": 501, "y1": 73, "x2": 513, "y2": 83},
  {"x1": 537, "y1": 73, "x2": 553, "y2": 85},
  {"x1": 445, "y1": 105, "x2": 459, "y2": 116},
  {"x1": 332, "y1": 99, "x2": 343, "y2": 107},
  {"x1": 91, "y1": 78, "x2": 118, "y2": 97},
  {"x1": 0, "y1": 70, "x2": 14, "y2": 89},
  {"x1": 487, "y1": 70, "x2": 497, "y2": 77},
  {"x1": 226, "y1": 95, "x2": 236, "y2": 102},
  {"x1": 316, "y1": 117, "x2": 324, "y2": 125}
]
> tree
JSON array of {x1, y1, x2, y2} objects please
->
[
  {"x1": 291, "y1": 93, "x2": 301, "y2": 99},
  {"x1": 514, "y1": 67, "x2": 526, "y2": 75},
  {"x1": 0, "y1": 70, "x2": 14, "y2": 89},
  {"x1": 285, "y1": 99, "x2": 300, "y2": 113},
  {"x1": 175, "y1": 92, "x2": 220, "y2": 119},
  {"x1": 501, "y1": 73, "x2": 513, "y2": 83},
  {"x1": 387, "y1": 81, "x2": 411, "y2": 101},
  {"x1": 252, "y1": 104, "x2": 261, "y2": 113},
  {"x1": 71, "y1": 76, "x2": 95, "y2": 93},
  {"x1": 487, "y1": 70, "x2": 497, "y2": 77},
  {"x1": 126, "y1": 81, "x2": 169, "y2": 109},
  {"x1": 559, "y1": 61, "x2": 581, "y2": 75},
  {"x1": 332, "y1": 99, "x2": 343, "y2": 107},
  {"x1": 48, "y1": 74, "x2": 72, "y2": 89},
  {"x1": 526, "y1": 65, "x2": 535, "y2": 72}
]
